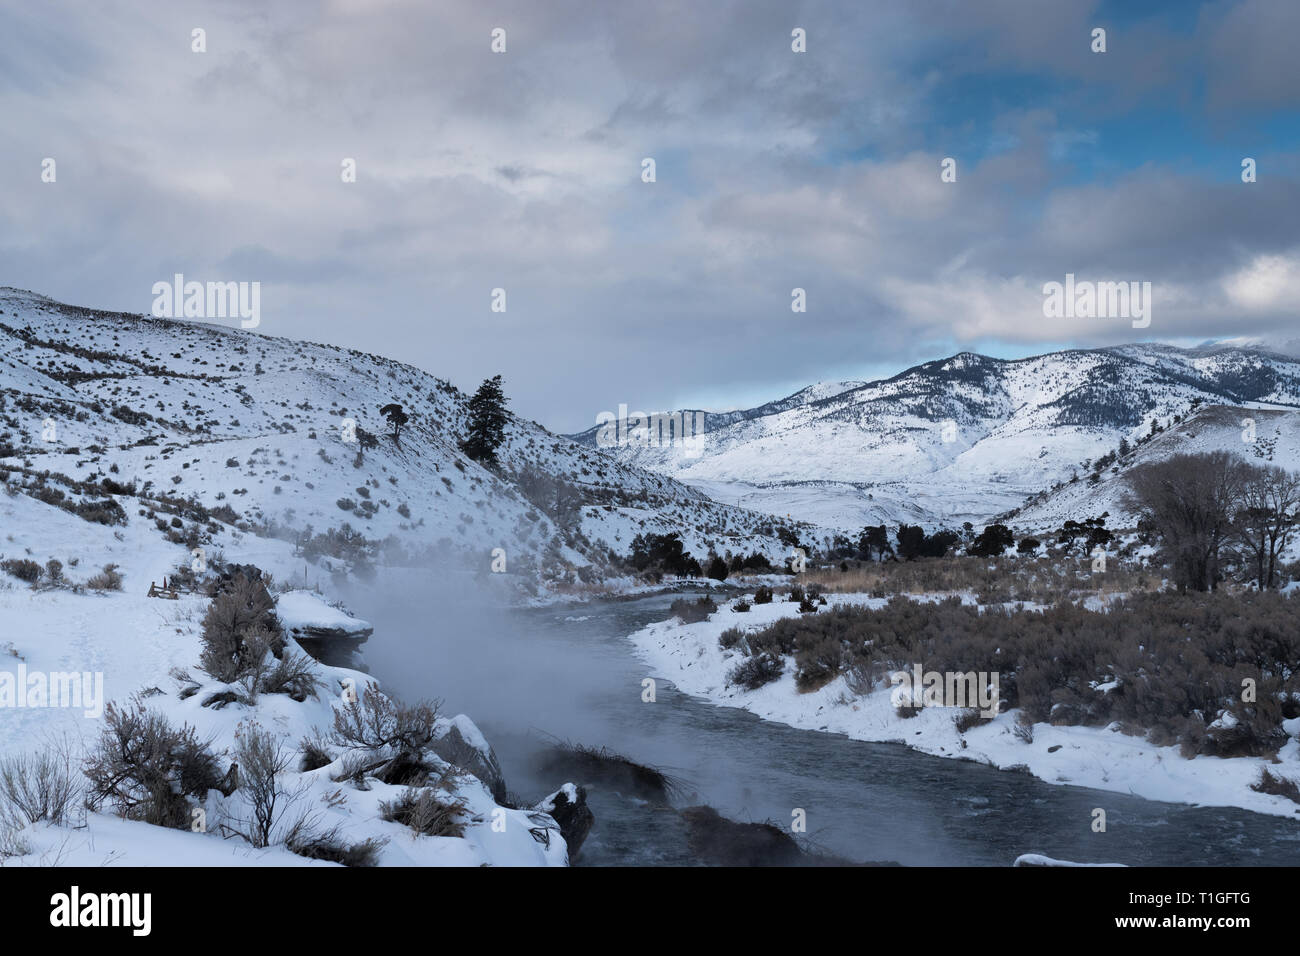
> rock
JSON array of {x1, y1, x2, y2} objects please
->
[
  {"x1": 1014, "y1": 853, "x2": 1126, "y2": 867},
  {"x1": 219, "y1": 762, "x2": 239, "y2": 797},
  {"x1": 534, "y1": 784, "x2": 594, "y2": 859},
  {"x1": 681, "y1": 805, "x2": 804, "y2": 866},
  {"x1": 430, "y1": 714, "x2": 508, "y2": 802},
  {"x1": 274, "y1": 590, "x2": 373, "y2": 668}
]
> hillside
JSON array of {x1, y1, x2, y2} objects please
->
[
  {"x1": 1009, "y1": 403, "x2": 1300, "y2": 531},
  {"x1": 568, "y1": 345, "x2": 1300, "y2": 530},
  {"x1": 0, "y1": 288, "x2": 814, "y2": 593}
]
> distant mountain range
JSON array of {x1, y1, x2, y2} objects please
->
[
  {"x1": 567, "y1": 343, "x2": 1300, "y2": 530},
  {"x1": 3, "y1": 286, "x2": 1297, "y2": 577}
]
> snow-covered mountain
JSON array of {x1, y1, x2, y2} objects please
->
[
  {"x1": 567, "y1": 344, "x2": 1300, "y2": 530},
  {"x1": 0, "y1": 287, "x2": 814, "y2": 592}
]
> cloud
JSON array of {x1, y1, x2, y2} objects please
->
[{"x1": 0, "y1": 0, "x2": 1295, "y2": 430}]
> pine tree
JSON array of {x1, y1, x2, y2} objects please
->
[
  {"x1": 379, "y1": 403, "x2": 408, "y2": 445},
  {"x1": 461, "y1": 375, "x2": 509, "y2": 467}
]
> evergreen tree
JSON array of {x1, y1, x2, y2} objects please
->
[
  {"x1": 461, "y1": 375, "x2": 509, "y2": 466},
  {"x1": 379, "y1": 403, "x2": 408, "y2": 445}
]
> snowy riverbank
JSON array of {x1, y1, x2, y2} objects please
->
[{"x1": 627, "y1": 592, "x2": 1300, "y2": 820}]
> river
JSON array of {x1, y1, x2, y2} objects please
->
[{"x1": 347, "y1": 585, "x2": 1300, "y2": 866}]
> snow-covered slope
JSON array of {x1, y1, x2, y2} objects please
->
[
  {"x1": 1010, "y1": 403, "x2": 1300, "y2": 531},
  {"x1": 568, "y1": 345, "x2": 1300, "y2": 530},
  {"x1": 0, "y1": 287, "x2": 815, "y2": 589},
  {"x1": 0, "y1": 485, "x2": 571, "y2": 867}
]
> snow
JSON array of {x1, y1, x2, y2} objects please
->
[
  {"x1": 276, "y1": 590, "x2": 371, "y2": 633},
  {"x1": 1013, "y1": 853, "x2": 1126, "y2": 867},
  {"x1": 627, "y1": 594, "x2": 1300, "y2": 820},
  {"x1": 572, "y1": 342, "x2": 1300, "y2": 532},
  {"x1": 0, "y1": 487, "x2": 568, "y2": 867}
]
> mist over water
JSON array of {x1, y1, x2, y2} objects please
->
[{"x1": 339, "y1": 572, "x2": 1300, "y2": 867}]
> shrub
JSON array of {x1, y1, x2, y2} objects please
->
[
  {"x1": 669, "y1": 595, "x2": 717, "y2": 624},
  {"x1": 731, "y1": 598, "x2": 751, "y2": 613},
  {"x1": 299, "y1": 735, "x2": 334, "y2": 772},
  {"x1": 44, "y1": 559, "x2": 63, "y2": 583},
  {"x1": 954, "y1": 708, "x2": 993, "y2": 734},
  {"x1": 718, "y1": 627, "x2": 745, "y2": 650},
  {"x1": 0, "y1": 751, "x2": 79, "y2": 827},
  {"x1": 86, "y1": 563, "x2": 123, "y2": 590},
  {"x1": 232, "y1": 724, "x2": 294, "y2": 848},
  {"x1": 260, "y1": 651, "x2": 323, "y2": 702},
  {"x1": 379, "y1": 787, "x2": 467, "y2": 838},
  {"x1": 727, "y1": 652, "x2": 784, "y2": 690},
  {"x1": 752, "y1": 586, "x2": 774, "y2": 605},
  {"x1": 735, "y1": 590, "x2": 1300, "y2": 758},
  {"x1": 1251, "y1": 768, "x2": 1300, "y2": 805},
  {"x1": 1, "y1": 558, "x2": 41, "y2": 583},
  {"x1": 285, "y1": 824, "x2": 386, "y2": 866},
  {"x1": 83, "y1": 699, "x2": 225, "y2": 828},
  {"x1": 198, "y1": 573, "x2": 281, "y2": 683},
  {"x1": 330, "y1": 686, "x2": 441, "y2": 785}
]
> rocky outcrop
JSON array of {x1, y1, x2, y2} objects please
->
[
  {"x1": 430, "y1": 715, "x2": 508, "y2": 803},
  {"x1": 534, "y1": 784, "x2": 594, "y2": 859},
  {"x1": 274, "y1": 590, "x2": 373, "y2": 669}
]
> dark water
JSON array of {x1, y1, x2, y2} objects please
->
[{"x1": 354, "y1": 587, "x2": 1300, "y2": 866}]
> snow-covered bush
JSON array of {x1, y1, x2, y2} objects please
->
[
  {"x1": 0, "y1": 750, "x2": 79, "y2": 828},
  {"x1": 83, "y1": 699, "x2": 226, "y2": 829}
]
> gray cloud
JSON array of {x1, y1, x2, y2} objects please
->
[{"x1": 0, "y1": 0, "x2": 1295, "y2": 432}]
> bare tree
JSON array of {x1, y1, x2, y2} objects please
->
[
  {"x1": 1233, "y1": 465, "x2": 1300, "y2": 589},
  {"x1": 1124, "y1": 452, "x2": 1247, "y2": 591}
]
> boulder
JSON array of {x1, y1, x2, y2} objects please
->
[
  {"x1": 534, "y1": 784, "x2": 594, "y2": 859},
  {"x1": 430, "y1": 714, "x2": 508, "y2": 803},
  {"x1": 681, "y1": 805, "x2": 804, "y2": 866}
]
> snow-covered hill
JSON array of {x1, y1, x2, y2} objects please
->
[
  {"x1": 1009, "y1": 403, "x2": 1300, "y2": 531},
  {"x1": 0, "y1": 287, "x2": 814, "y2": 592},
  {"x1": 568, "y1": 345, "x2": 1300, "y2": 530}
]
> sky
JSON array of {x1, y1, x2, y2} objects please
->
[{"x1": 1, "y1": 0, "x2": 1298, "y2": 433}]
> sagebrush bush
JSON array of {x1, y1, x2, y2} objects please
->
[
  {"x1": 379, "y1": 787, "x2": 467, "y2": 838},
  {"x1": 232, "y1": 724, "x2": 294, "y2": 848},
  {"x1": 718, "y1": 627, "x2": 745, "y2": 650},
  {"x1": 1, "y1": 558, "x2": 41, "y2": 583},
  {"x1": 86, "y1": 563, "x2": 122, "y2": 590},
  {"x1": 727, "y1": 652, "x2": 784, "y2": 690},
  {"x1": 83, "y1": 699, "x2": 225, "y2": 828},
  {"x1": 285, "y1": 823, "x2": 386, "y2": 866},
  {"x1": 669, "y1": 595, "x2": 717, "y2": 623},
  {"x1": 330, "y1": 686, "x2": 442, "y2": 785},
  {"x1": 731, "y1": 591, "x2": 1300, "y2": 757},
  {"x1": 0, "y1": 751, "x2": 79, "y2": 827},
  {"x1": 753, "y1": 586, "x2": 774, "y2": 604},
  {"x1": 198, "y1": 573, "x2": 282, "y2": 683}
]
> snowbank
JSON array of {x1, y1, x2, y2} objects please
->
[{"x1": 628, "y1": 593, "x2": 1300, "y2": 820}]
